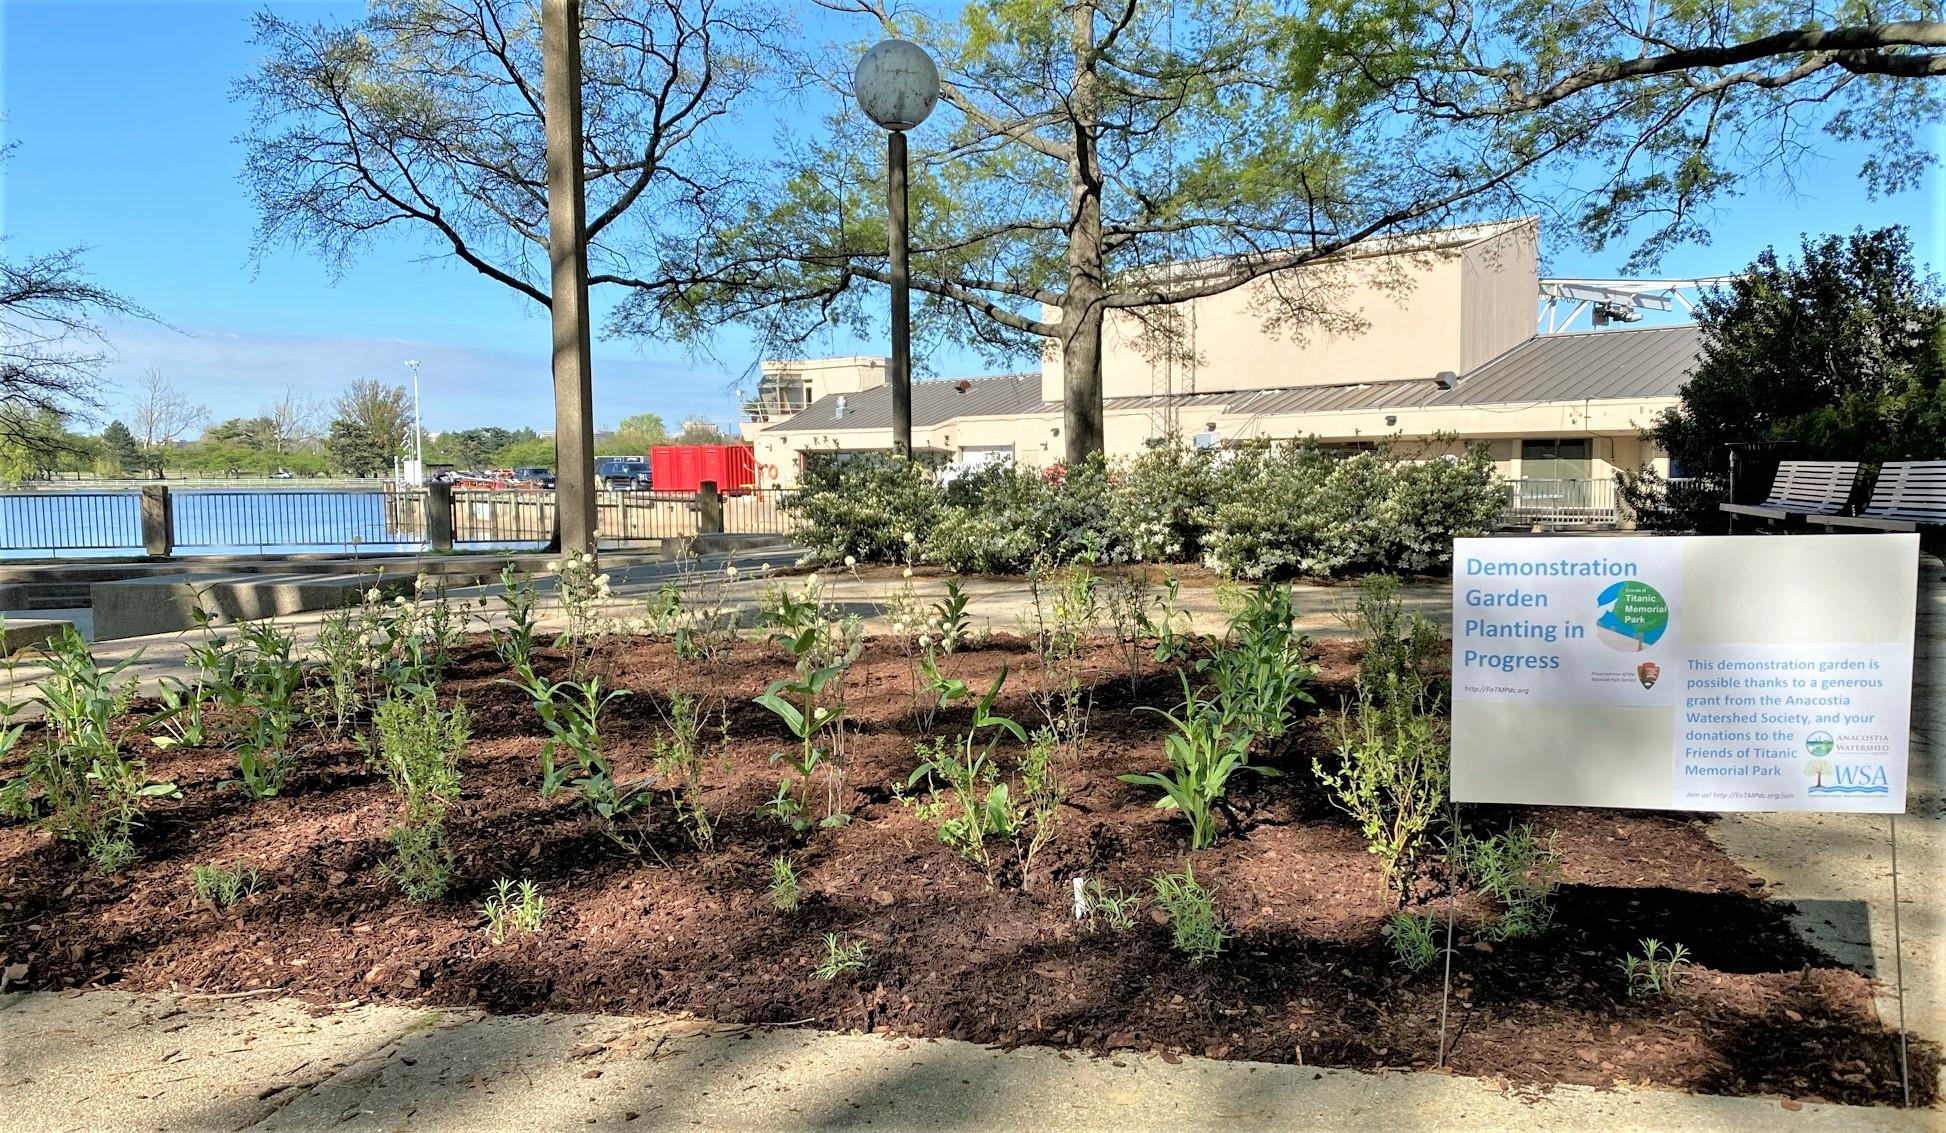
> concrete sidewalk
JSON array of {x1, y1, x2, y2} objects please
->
[{"x1": 0, "y1": 989, "x2": 1930, "y2": 1133}]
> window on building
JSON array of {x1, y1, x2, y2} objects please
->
[{"x1": 1521, "y1": 438, "x2": 1591, "y2": 481}]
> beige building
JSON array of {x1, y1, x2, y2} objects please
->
[{"x1": 740, "y1": 218, "x2": 1698, "y2": 521}]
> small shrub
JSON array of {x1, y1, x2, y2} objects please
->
[
  {"x1": 1151, "y1": 863, "x2": 1228, "y2": 962},
  {"x1": 905, "y1": 666, "x2": 1031, "y2": 880},
  {"x1": 9, "y1": 629, "x2": 179, "y2": 872},
  {"x1": 190, "y1": 863, "x2": 261, "y2": 909},
  {"x1": 523, "y1": 677, "x2": 648, "y2": 827},
  {"x1": 1316, "y1": 676, "x2": 1449, "y2": 902},
  {"x1": 1204, "y1": 581, "x2": 1316, "y2": 742},
  {"x1": 1458, "y1": 824, "x2": 1563, "y2": 941},
  {"x1": 769, "y1": 856, "x2": 800, "y2": 912},
  {"x1": 814, "y1": 932, "x2": 867, "y2": 980},
  {"x1": 1620, "y1": 938, "x2": 1691, "y2": 997},
  {"x1": 1387, "y1": 910, "x2": 1441, "y2": 972},
  {"x1": 482, "y1": 878, "x2": 546, "y2": 943},
  {"x1": 224, "y1": 619, "x2": 304, "y2": 800},
  {"x1": 366, "y1": 689, "x2": 467, "y2": 901}
]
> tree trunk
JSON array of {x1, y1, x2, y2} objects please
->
[{"x1": 1063, "y1": 2, "x2": 1107, "y2": 466}]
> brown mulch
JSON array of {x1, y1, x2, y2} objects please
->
[{"x1": 0, "y1": 635, "x2": 1932, "y2": 1107}]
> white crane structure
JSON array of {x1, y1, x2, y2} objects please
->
[{"x1": 1538, "y1": 277, "x2": 1737, "y2": 334}]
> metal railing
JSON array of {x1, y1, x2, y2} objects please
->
[
  {"x1": 1500, "y1": 478, "x2": 1621, "y2": 527},
  {"x1": 2, "y1": 482, "x2": 803, "y2": 557},
  {"x1": 727, "y1": 488, "x2": 803, "y2": 535},
  {"x1": 172, "y1": 489, "x2": 425, "y2": 552},
  {"x1": 0, "y1": 491, "x2": 142, "y2": 552}
]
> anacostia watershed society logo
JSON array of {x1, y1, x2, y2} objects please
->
[
  {"x1": 1802, "y1": 730, "x2": 1890, "y2": 796},
  {"x1": 1596, "y1": 580, "x2": 1669, "y2": 652}
]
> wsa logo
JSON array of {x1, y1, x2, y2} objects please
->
[{"x1": 1803, "y1": 758, "x2": 1890, "y2": 796}]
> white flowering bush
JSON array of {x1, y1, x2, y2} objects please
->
[
  {"x1": 1109, "y1": 443, "x2": 1216, "y2": 562},
  {"x1": 789, "y1": 440, "x2": 1503, "y2": 579},
  {"x1": 785, "y1": 455, "x2": 941, "y2": 565},
  {"x1": 1203, "y1": 440, "x2": 1504, "y2": 578}
]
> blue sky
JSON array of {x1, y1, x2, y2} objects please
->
[{"x1": 3, "y1": 0, "x2": 1941, "y2": 436}]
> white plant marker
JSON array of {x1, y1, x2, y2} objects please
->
[{"x1": 1072, "y1": 877, "x2": 1088, "y2": 921}]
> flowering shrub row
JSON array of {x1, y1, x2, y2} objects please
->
[{"x1": 786, "y1": 440, "x2": 1505, "y2": 578}]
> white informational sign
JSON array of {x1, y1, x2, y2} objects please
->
[{"x1": 1450, "y1": 534, "x2": 1918, "y2": 813}]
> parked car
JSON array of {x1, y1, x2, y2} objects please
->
[
  {"x1": 270, "y1": 469, "x2": 295, "y2": 479},
  {"x1": 512, "y1": 466, "x2": 557, "y2": 489},
  {"x1": 595, "y1": 458, "x2": 652, "y2": 491}
]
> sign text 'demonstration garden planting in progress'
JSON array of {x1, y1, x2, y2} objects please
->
[{"x1": 1450, "y1": 534, "x2": 1918, "y2": 813}]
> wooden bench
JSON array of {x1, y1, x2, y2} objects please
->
[
  {"x1": 1719, "y1": 460, "x2": 1860, "y2": 526},
  {"x1": 1814, "y1": 460, "x2": 1946, "y2": 532}
]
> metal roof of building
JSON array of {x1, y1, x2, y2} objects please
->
[
  {"x1": 768, "y1": 324, "x2": 1700, "y2": 433},
  {"x1": 771, "y1": 373, "x2": 1044, "y2": 432}
]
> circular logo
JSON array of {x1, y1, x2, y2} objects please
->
[
  {"x1": 1596, "y1": 580, "x2": 1669, "y2": 652},
  {"x1": 1805, "y1": 731, "x2": 1835, "y2": 757}
]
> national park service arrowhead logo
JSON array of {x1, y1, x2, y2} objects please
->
[{"x1": 1636, "y1": 661, "x2": 1660, "y2": 689}]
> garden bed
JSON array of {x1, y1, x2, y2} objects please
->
[{"x1": 0, "y1": 634, "x2": 1932, "y2": 1106}]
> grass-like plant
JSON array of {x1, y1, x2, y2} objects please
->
[
  {"x1": 769, "y1": 856, "x2": 800, "y2": 912},
  {"x1": 1151, "y1": 863, "x2": 1228, "y2": 963},
  {"x1": 1388, "y1": 910, "x2": 1441, "y2": 972},
  {"x1": 366, "y1": 688, "x2": 467, "y2": 901},
  {"x1": 651, "y1": 692, "x2": 720, "y2": 848},
  {"x1": 1620, "y1": 938, "x2": 1691, "y2": 997},
  {"x1": 1119, "y1": 674, "x2": 1267, "y2": 850},
  {"x1": 190, "y1": 863, "x2": 261, "y2": 909},
  {"x1": 814, "y1": 932, "x2": 867, "y2": 980},
  {"x1": 483, "y1": 877, "x2": 547, "y2": 943},
  {"x1": 1457, "y1": 824, "x2": 1563, "y2": 941},
  {"x1": 1080, "y1": 879, "x2": 1140, "y2": 933}
]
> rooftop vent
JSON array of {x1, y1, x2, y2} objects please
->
[
  {"x1": 1434, "y1": 370, "x2": 1458, "y2": 391},
  {"x1": 954, "y1": 379, "x2": 972, "y2": 393},
  {"x1": 834, "y1": 395, "x2": 848, "y2": 419}
]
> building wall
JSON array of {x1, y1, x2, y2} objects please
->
[
  {"x1": 1040, "y1": 220, "x2": 1542, "y2": 404},
  {"x1": 1460, "y1": 223, "x2": 1542, "y2": 372}
]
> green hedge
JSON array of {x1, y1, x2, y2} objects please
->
[{"x1": 786, "y1": 440, "x2": 1505, "y2": 578}]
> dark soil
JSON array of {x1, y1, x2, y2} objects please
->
[{"x1": 0, "y1": 635, "x2": 1932, "y2": 1107}]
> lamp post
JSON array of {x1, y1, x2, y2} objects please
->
[
  {"x1": 403, "y1": 359, "x2": 424, "y2": 483},
  {"x1": 854, "y1": 39, "x2": 939, "y2": 460}
]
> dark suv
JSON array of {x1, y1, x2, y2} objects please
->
[
  {"x1": 512, "y1": 466, "x2": 556, "y2": 489},
  {"x1": 595, "y1": 458, "x2": 652, "y2": 491}
]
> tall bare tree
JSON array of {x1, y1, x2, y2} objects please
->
[
  {"x1": 262, "y1": 384, "x2": 321, "y2": 454},
  {"x1": 1, "y1": 247, "x2": 150, "y2": 448},
  {"x1": 128, "y1": 368, "x2": 209, "y2": 452},
  {"x1": 237, "y1": 0, "x2": 783, "y2": 309}
]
